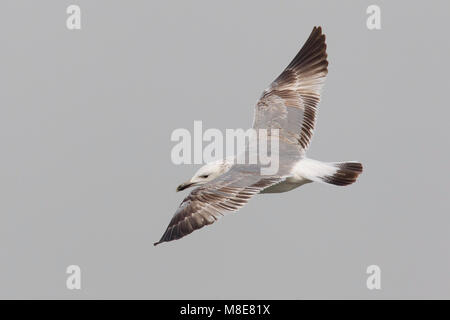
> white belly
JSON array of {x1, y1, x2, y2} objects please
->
[
  {"x1": 261, "y1": 158, "x2": 328, "y2": 194},
  {"x1": 260, "y1": 175, "x2": 311, "y2": 193}
]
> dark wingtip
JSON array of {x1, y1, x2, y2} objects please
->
[
  {"x1": 285, "y1": 25, "x2": 328, "y2": 73},
  {"x1": 312, "y1": 26, "x2": 324, "y2": 38},
  {"x1": 153, "y1": 240, "x2": 163, "y2": 246}
]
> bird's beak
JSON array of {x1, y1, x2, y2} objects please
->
[{"x1": 176, "y1": 181, "x2": 196, "y2": 192}]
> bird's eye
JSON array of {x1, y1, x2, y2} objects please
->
[{"x1": 200, "y1": 174, "x2": 209, "y2": 178}]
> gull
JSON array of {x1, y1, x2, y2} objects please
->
[{"x1": 154, "y1": 26, "x2": 363, "y2": 246}]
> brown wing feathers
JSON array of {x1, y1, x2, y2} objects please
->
[
  {"x1": 281, "y1": 26, "x2": 328, "y2": 149},
  {"x1": 154, "y1": 176, "x2": 281, "y2": 245},
  {"x1": 255, "y1": 26, "x2": 328, "y2": 150}
]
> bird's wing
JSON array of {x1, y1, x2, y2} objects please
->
[
  {"x1": 154, "y1": 166, "x2": 284, "y2": 245},
  {"x1": 253, "y1": 26, "x2": 328, "y2": 151}
]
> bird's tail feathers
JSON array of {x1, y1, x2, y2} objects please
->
[{"x1": 296, "y1": 158, "x2": 363, "y2": 186}]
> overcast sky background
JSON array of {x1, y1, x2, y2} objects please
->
[{"x1": 0, "y1": 1, "x2": 449, "y2": 299}]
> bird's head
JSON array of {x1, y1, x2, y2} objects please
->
[{"x1": 176, "y1": 159, "x2": 232, "y2": 192}]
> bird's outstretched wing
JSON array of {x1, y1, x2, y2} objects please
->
[
  {"x1": 154, "y1": 166, "x2": 283, "y2": 245},
  {"x1": 253, "y1": 26, "x2": 328, "y2": 150}
]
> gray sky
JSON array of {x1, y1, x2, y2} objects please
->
[{"x1": 0, "y1": 0, "x2": 449, "y2": 299}]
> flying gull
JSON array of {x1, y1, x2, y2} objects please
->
[{"x1": 155, "y1": 26, "x2": 363, "y2": 246}]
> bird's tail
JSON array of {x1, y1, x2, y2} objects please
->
[{"x1": 296, "y1": 158, "x2": 363, "y2": 186}]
